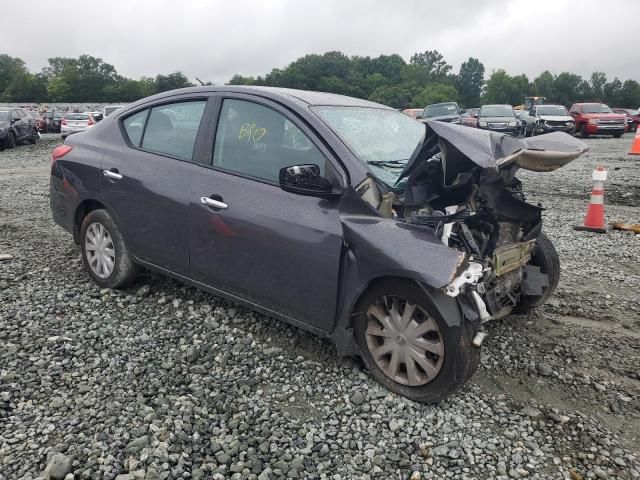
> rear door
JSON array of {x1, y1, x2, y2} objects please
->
[
  {"x1": 188, "y1": 95, "x2": 345, "y2": 331},
  {"x1": 100, "y1": 97, "x2": 210, "y2": 274}
]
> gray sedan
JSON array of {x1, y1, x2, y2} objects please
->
[{"x1": 49, "y1": 86, "x2": 587, "y2": 402}]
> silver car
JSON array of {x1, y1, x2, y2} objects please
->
[{"x1": 60, "y1": 113, "x2": 96, "y2": 139}]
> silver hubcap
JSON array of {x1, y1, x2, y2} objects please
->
[
  {"x1": 365, "y1": 296, "x2": 444, "y2": 386},
  {"x1": 85, "y1": 222, "x2": 115, "y2": 278}
]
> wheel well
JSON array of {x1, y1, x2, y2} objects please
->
[
  {"x1": 350, "y1": 275, "x2": 422, "y2": 319},
  {"x1": 73, "y1": 199, "x2": 106, "y2": 243}
]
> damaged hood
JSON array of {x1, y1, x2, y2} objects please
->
[{"x1": 398, "y1": 120, "x2": 588, "y2": 184}]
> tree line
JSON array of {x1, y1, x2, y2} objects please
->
[
  {"x1": 0, "y1": 54, "x2": 194, "y2": 103},
  {"x1": 2, "y1": 51, "x2": 640, "y2": 109}
]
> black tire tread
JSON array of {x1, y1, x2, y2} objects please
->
[
  {"x1": 516, "y1": 231, "x2": 560, "y2": 312},
  {"x1": 80, "y1": 209, "x2": 138, "y2": 289}
]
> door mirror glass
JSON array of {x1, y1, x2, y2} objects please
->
[{"x1": 279, "y1": 164, "x2": 336, "y2": 196}]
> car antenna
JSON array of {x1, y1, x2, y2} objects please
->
[{"x1": 195, "y1": 77, "x2": 205, "y2": 86}]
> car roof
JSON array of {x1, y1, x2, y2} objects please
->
[
  {"x1": 536, "y1": 104, "x2": 566, "y2": 108},
  {"x1": 426, "y1": 102, "x2": 458, "y2": 107},
  {"x1": 124, "y1": 85, "x2": 390, "y2": 111},
  {"x1": 481, "y1": 104, "x2": 513, "y2": 108}
]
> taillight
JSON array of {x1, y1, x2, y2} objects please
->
[
  {"x1": 87, "y1": 116, "x2": 95, "y2": 126},
  {"x1": 51, "y1": 145, "x2": 72, "y2": 163},
  {"x1": 61, "y1": 118, "x2": 67, "y2": 126}
]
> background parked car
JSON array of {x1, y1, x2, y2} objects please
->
[
  {"x1": 402, "y1": 108, "x2": 423, "y2": 119},
  {"x1": 420, "y1": 102, "x2": 460, "y2": 123},
  {"x1": 515, "y1": 109, "x2": 534, "y2": 136},
  {"x1": 104, "y1": 105, "x2": 125, "y2": 116},
  {"x1": 526, "y1": 105, "x2": 575, "y2": 136},
  {"x1": 42, "y1": 112, "x2": 54, "y2": 132},
  {"x1": 569, "y1": 103, "x2": 627, "y2": 138},
  {"x1": 0, "y1": 108, "x2": 39, "y2": 149},
  {"x1": 477, "y1": 104, "x2": 520, "y2": 135},
  {"x1": 60, "y1": 112, "x2": 97, "y2": 139},
  {"x1": 27, "y1": 111, "x2": 46, "y2": 132},
  {"x1": 52, "y1": 111, "x2": 66, "y2": 133},
  {"x1": 612, "y1": 108, "x2": 639, "y2": 132},
  {"x1": 460, "y1": 108, "x2": 479, "y2": 127}
]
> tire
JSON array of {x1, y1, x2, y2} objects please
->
[
  {"x1": 353, "y1": 279, "x2": 480, "y2": 404},
  {"x1": 30, "y1": 128, "x2": 38, "y2": 144},
  {"x1": 6, "y1": 131, "x2": 16, "y2": 149},
  {"x1": 515, "y1": 231, "x2": 560, "y2": 313},
  {"x1": 579, "y1": 125, "x2": 589, "y2": 138},
  {"x1": 80, "y1": 209, "x2": 138, "y2": 289}
]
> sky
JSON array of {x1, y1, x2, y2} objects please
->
[{"x1": 3, "y1": 0, "x2": 639, "y2": 84}]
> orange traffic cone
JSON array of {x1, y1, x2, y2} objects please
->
[
  {"x1": 629, "y1": 127, "x2": 640, "y2": 155},
  {"x1": 574, "y1": 165, "x2": 611, "y2": 233}
]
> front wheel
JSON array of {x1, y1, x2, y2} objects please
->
[
  {"x1": 579, "y1": 125, "x2": 589, "y2": 138},
  {"x1": 80, "y1": 209, "x2": 138, "y2": 289},
  {"x1": 6, "y1": 131, "x2": 16, "y2": 149},
  {"x1": 353, "y1": 279, "x2": 480, "y2": 404}
]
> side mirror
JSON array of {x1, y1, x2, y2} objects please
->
[
  {"x1": 279, "y1": 164, "x2": 338, "y2": 197},
  {"x1": 415, "y1": 114, "x2": 422, "y2": 120},
  {"x1": 472, "y1": 113, "x2": 479, "y2": 118}
]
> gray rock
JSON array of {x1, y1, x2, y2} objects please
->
[
  {"x1": 124, "y1": 435, "x2": 149, "y2": 454},
  {"x1": 136, "y1": 285, "x2": 151, "y2": 297},
  {"x1": 537, "y1": 364, "x2": 553, "y2": 376},
  {"x1": 350, "y1": 390, "x2": 365, "y2": 406},
  {"x1": 44, "y1": 453, "x2": 73, "y2": 480}
]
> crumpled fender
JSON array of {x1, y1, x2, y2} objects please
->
[{"x1": 340, "y1": 214, "x2": 465, "y2": 289}]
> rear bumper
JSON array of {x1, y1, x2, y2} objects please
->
[{"x1": 49, "y1": 175, "x2": 75, "y2": 235}]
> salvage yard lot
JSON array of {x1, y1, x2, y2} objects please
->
[{"x1": 1, "y1": 134, "x2": 639, "y2": 479}]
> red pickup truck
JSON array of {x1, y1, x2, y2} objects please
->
[
  {"x1": 612, "y1": 108, "x2": 639, "y2": 132},
  {"x1": 569, "y1": 103, "x2": 627, "y2": 138}
]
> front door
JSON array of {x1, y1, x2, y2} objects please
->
[{"x1": 188, "y1": 97, "x2": 344, "y2": 331}]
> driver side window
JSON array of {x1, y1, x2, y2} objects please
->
[{"x1": 212, "y1": 99, "x2": 326, "y2": 183}]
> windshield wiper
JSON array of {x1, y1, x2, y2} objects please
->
[{"x1": 366, "y1": 159, "x2": 407, "y2": 167}]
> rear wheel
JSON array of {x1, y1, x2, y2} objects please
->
[
  {"x1": 515, "y1": 231, "x2": 560, "y2": 313},
  {"x1": 353, "y1": 279, "x2": 480, "y2": 403},
  {"x1": 80, "y1": 209, "x2": 138, "y2": 289}
]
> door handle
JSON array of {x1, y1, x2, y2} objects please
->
[
  {"x1": 103, "y1": 169, "x2": 123, "y2": 181},
  {"x1": 200, "y1": 196, "x2": 228, "y2": 210}
]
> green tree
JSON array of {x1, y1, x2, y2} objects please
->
[
  {"x1": 590, "y1": 72, "x2": 607, "y2": 101},
  {"x1": 412, "y1": 83, "x2": 460, "y2": 107},
  {"x1": 455, "y1": 57, "x2": 484, "y2": 107},
  {"x1": 603, "y1": 78, "x2": 623, "y2": 106},
  {"x1": 483, "y1": 70, "x2": 529, "y2": 105},
  {"x1": 153, "y1": 72, "x2": 192, "y2": 94},
  {"x1": 619, "y1": 80, "x2": 640, "y2": 107},
  {"x1": 532, "y1": 71, "x2": 555, "y2": 100},
  {"x1": 409, "y1": 50, "x2": 452, "y2": 82},
  {"x1": 553, "y1": 73, "x2": 584, "y2": 106},
  {"x1": 0, "y1": 54, "x2": 29, "y2": 100}
]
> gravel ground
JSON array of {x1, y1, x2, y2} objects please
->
[{"x1": 1, "y1": 133, "x2": 639, "y2": 480}]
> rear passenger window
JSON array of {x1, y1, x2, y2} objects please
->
[
  {"x1": 141, "y1": 101, "x2": 206, "y2": 161},
  {"x1": 123, "y1": 110, "x2": 148, "y2": 146},
  {"x1": 213, "y1": 99, "x2": 326, "y2": 183}
]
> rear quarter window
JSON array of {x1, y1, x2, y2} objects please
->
[{"x1": 122, "y1": 109, "x2": 149, "y2": 147}]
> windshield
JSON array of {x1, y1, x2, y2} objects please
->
[
  {"x1": 480, "y1": 105, "x2": 515, "y2": 117},
  {"x1": 582, "y1": 104, "x2": 612, "y2": 114},
  {"x1": 313, "y1": 106, "x2": 425, "y2": 186},
  {"x1": 537, "y1": 106, "x2": 569, "y2": 116},
  {"x1": 54, "y1": 112, "x2": 65, "y2": 118},
  {"x1": 424, "y1": 103, "x2": 459, "y2": 117},
  {"x1": 0, "y1": 111, "x2": 8, "y2": 121}
]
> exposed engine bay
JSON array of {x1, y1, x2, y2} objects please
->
[{"x1": 356, "y1": 121, "x2": 588, "y2": 323}]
